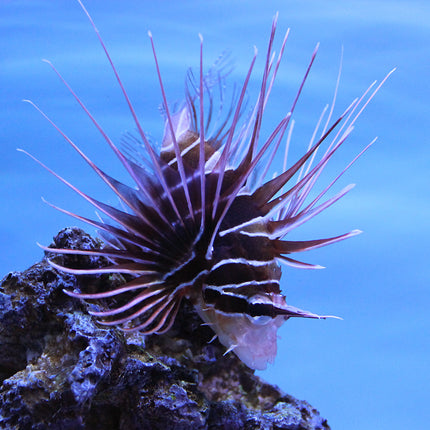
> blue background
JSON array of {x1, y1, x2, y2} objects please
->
[{"x1": 1, "y1": 1, "x2": 429, "y2": 428}]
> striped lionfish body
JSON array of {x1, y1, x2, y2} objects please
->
[{"x1": 24, "y1": 2, "x2": 393, "y2": 370}]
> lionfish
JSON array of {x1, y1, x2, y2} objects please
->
[{"x1": 21, "y1": 1, "x2": 393, "y2": 370}]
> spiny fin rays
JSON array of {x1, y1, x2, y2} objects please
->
[
  {"x1": 61, "y1": 3, "x2": 197, "y2": 237},
  {"x1": 22, "y1": 99, "x2": 164, "y2": 229},
  {"x1": 97, "y1": 291, "x2": 182, "y2": 335},
  {"x1": 267, "y1": 183, "x2": 355, "y2": 238},
  {"x1": 234, "y1": 20, "x2": 280, "y2": 178},
  {"x1": 40, "y1": 198, "x2": 176, "y2": 259},
  {"x1": 274, "y1": 229, "x2": 362, "y2": 254},
  {"x1": 21, "y1": 143, "x2": 194, "y2": 261},
  {"x1": 48, "y1": 258, "x2": 156, "y2": 275},
  {"x1": 208, "y1": 35, "x2": 319, "y2": 254},
  {"x1": 198, "y1": 33, "x2": 206, "y2": 232},
  {"x1": 149, "y1": 32, "x2": 196, "y2": 225},
  {"x1": 63, "y1": 276, "x2": 162, "y2": 299},
  {"x1": 277, "y1": 255, "x2": 324, "y2": 269},
  {"x1": 211, "y1": 48, "x2": 258, "y2": 220},
  {"x1": 63, "y1": 266, "x2": 183, "y2": 334},
  {"x1": 37, "y1": 242, "x2": 163, "y2": 266},
  {"x1": 275, "y1": 303, "x2": 342, "y2": 320},
  {"x1": 18, "y1": 148, "x2": 179, "y2": 253},
  {"x1": 121, "y1": 297, "x2": 182, "y2": 334},
  {"x1": 252, "y1": 113, "x2": 345, "y2": 207},
  {"x1": 89, "y1": 287, "x2": 169, "y2": 318}
]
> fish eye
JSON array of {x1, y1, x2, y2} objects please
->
[{"x1": 246, "y1": 314, "x2": 272, "y2": 325}]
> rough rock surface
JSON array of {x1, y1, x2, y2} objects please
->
[{"x1": 0, "y1": 227, "x2": 330, "y2": 430}]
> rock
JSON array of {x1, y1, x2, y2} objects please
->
[{"x1": 0, "y1": 227, "x2": 330, "y2": 430}]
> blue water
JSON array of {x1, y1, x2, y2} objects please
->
[{"x1": 1, "y1": 1, "x2": 429, "y2": 428}]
